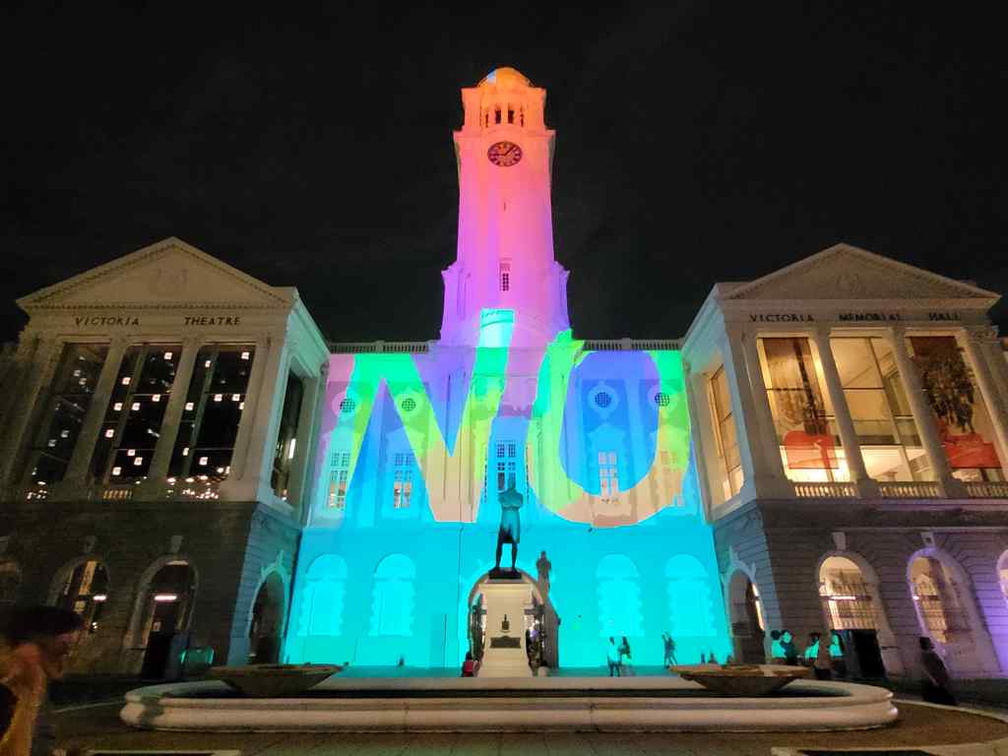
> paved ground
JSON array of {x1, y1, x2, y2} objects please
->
[{"x1": 55, "y1": 700, "x2": 1008, "y2": 755}]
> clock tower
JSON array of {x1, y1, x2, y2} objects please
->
[{"x1": 440, "y1": 68, "x2": 571, "y2": 348}]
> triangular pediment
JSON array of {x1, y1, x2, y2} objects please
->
[
  {"x1": 725, "y1": 243, "x2": 999, "y2": 305},
  {"x1": 18, "y1": 237, "x2": 292, "y2": 311}
]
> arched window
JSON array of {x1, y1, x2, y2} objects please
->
[
  {"x1": 910, "y1": 555, "x2": 967, "y2": 644},
  {"x1": 370, "y1": 554, "x2": 416, "y2": 636},
  {"x1": 819, "y1": 556, "x2": 878, "y2": 630},
  {"x1": 665, "y1": 555, "x2": 716, "y2": 637},
  {"x1": 596, "y1": 554, "x2": 643, "y2": 638},
  {"x1": 298, "y1": 555, "x2": 347, "y2": 637}
]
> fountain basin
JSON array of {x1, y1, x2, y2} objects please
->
[
  {"x1": 206, "y1": 664, "x2": 342, "y2": 697},
  {"x1": 120, "y1": 675, "x2": 897, "y2": 732},
  {"x1": 671, "y1": 664, "x2": 812, "y2": 696}
]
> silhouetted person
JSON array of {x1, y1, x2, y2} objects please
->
[
  {"x1": 606, "y1": 637, "x2": 622, "y2": 677},
  {"x1": 662, "y1": 632, "x2": 677, "y2": 666},
  {"x1": 780, "y1": 629, "x2": 798, "y2": 665},
  {"x1": 1, "y1": 606, "x2": 85, "y2": 756},
  {"x1": 919, "y1": 637, "x2": 956, "y2": 705},
  {"x1": 461, "y1": 651, "x2": 480, "y2": 677}
]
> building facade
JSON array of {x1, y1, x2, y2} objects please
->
[{"x1": 1, "y1": 68, "x2": 1006, "y2": 679}]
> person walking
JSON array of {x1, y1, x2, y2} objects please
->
[
  {"x1": 919, "y1": 637, "x2": 956, "y2": 705},
  {"x1": 606, "y1": 637, "x2": 622, "y2": 677},
  {"x1": 618, "y1": 636, "x2": 633, "y2": 676},
  {"x1": 662, "y1": 632, "x2": 677, "y2": 666},
  {"x1": 1, "y1": 605, "x2": 84, "y2": 756}
]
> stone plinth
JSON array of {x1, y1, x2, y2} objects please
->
[{"x1": 477, "y1": 578, "x2": 533, "y2": 677}]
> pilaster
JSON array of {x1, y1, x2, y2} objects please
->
[
  {"x1": 811, "y1": 327, "x2": 878, "y2": 497},
  {"x1": 720, "y1": 327, "x2": 790, "y2": 500},
  {"x1": 0, "y1": 337, "x2": 64, "y2": 487}
]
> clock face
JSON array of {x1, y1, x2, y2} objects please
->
[{"x1": 487, "y1": 141, "x2": 522, "y2": 167}]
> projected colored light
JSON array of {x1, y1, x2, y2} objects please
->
[{"x1": 289, "y1": 315, "x2": 730, "y2": 670}]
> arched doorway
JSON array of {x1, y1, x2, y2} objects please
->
[
  {"x1": 136, "y1": 560, "x2": 196, "y2": 679},
  {"x1": 54, "y1": 558, "x2": 109, "y2": 634},
  {"x1": 818, "y1": 554, "x2": 894, "y2": 677},
  {"x1": 727, "y1": 571, "x2": 765, "y2": 664},
  {"x1": 908, "y1": 551, "x2": 997, "y2": 676},
  {"x1": 249, "y1": 572, "x2": 285, "y2": 664},
  {"x1": 466, "y1": 570, "x2": 558, "y2": 671}
]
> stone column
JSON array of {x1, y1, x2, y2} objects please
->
[
  {"x1": 811, "y1": 327, "x2": 878, "y2": 496},
  {"x1": 0, "y1": 337, "x2": 64, "y2": 487},
  {"x1": 738, "y1": 327, "x2": 790, "y2": 489},
  {"x1": 220, "y1": 333, "x2": 290, "y2": 502},
  {"x1": 720, "y1": 328, "x2": 789, "y2": 500},
  {"x1": 139, "y1": 337, "x2": 203, "y2": 497},
  {"x1": 61, "y1": 337, "x2": 130, "y2": 490},
  {"x1": 885, "y1": 326, "x2": 965, "y2": 497},
  {"x1": 959, "y1": 328, "x2": 1008, "y2": 478},
  {"x1": 682, "y1": 359, "x2": 715, "y2": 513},
  {"x1": 978, "y1": 335, "x2": 1008, "y2": 410}
]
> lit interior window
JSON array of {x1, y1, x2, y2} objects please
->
[
  {"x1": 163, "y1": 351, "x2": 173, "y2": 360},
  {"x1": 184, "y1": 402, "x2": 194, "y2": 411},
  {"x1": 131, "y1": 402, "x2": 140, "y2": 411},
  {"x1": 121, "y1": 377, "x2": 131, "y2": 386},
  {"x1": 111, "y1": 466, "x2": 122, "y2": 476},
  {"x1": 133, "y1": 457, "x2": 143, "y2": 466},
  {"x1": 199, "y1": 456, "x2": 208, "y2": 465},
  {"x1": 241, "y1": 351, "x2": 250, "y2": 360},
  {"x1": 104, "y1": 429, "x2": 115, "y2": 438},
  {"x1": 113, "y1": 402, "x2": 123, "y2": 411},
  {"x1": 214, "y1": 394, "x2": 223, "y2": 402},
  {"x1": 232, "y1": 393, "x2": 241, "y2": 401},
  {"x1": 152, "y1": 394, "x2": 161, "y2": 402}
]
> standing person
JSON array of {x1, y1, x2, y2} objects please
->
[
  {"x1": 619, "y1": 636, "x2": 632, "y2": 676},
  {"x1": 779, "y1": 630, "x2": 798, "y2": 666},
  {"x1": 606, "y1": 637, "x2": 621, "y2": 677},
  {"x1": 1, "y1": 605, "x2": 84, "y2": 756},
  {"x1": 813, "y1": 632, "x2": 833, "y2": 680},
  {"x1": 919, "y1": 637, "x2": 957, "y2": 705},
  {"x1": 460, "y1": 651, "x2": 480, "y2": 677},
  {"x1": 662, "y1": 632, "x2": 677, "y2": 666}
]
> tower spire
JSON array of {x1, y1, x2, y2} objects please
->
[{"x1": 439, "y1": 68, "x2": 570, "y2": 348}]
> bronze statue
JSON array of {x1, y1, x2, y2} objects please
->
[{"x1": 494, "y1": 479, "x2": 523, "y2": 574}]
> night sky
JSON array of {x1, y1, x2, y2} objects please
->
[{"x1": 3, "y1": 4, "x2": 1005, "y2": 344}]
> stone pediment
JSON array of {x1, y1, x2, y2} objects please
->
[
  {"x1": 18, "y1": 237, "x2": 292, "y2": 311},
  {"x1": 724, "y1": 243, "x2": 999, "y2": 306}
]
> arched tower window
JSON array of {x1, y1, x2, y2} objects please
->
[
  {"x1": 665, "y1": 555, "x2": 716, "y2": 637},
  {"x1": 370, "y1": 554, "x2": 416, "y2": 636},
  {"x1": 596, "y1": 554, "x2": 643, "y2": 638},
  {"x1": 298, "y1": 555, "x2": 347, "y2": 637}
]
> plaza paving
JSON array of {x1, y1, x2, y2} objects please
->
[{"x1": 56, "y1": 699, "x2": 1008, "y2": 755}]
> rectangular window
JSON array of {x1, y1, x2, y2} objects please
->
[
  {"x1": 495, "y1": 440, "x2": 517, "y2": 491},
  {"x1": 598, "y1": 451, "x2": 619, "y2": 500},
  {"x1": 830, "y1": 337, "x2": 931, "y2": 482},
  {"x1": 327, "y1": 451, "x2": 351, "y2": 509},
  {"x1": 499, "y1": 260, "x2": 511, "y2": 293},
  {"x1": 707, "y1": 366, "x2": 744, "y2": 499},
  {"x1": 758, "y1": 337, "x2": 848, "y2": 483},
  {"x1": 908, "y1": 335, "x2": 1004, "y2": 482},
  {"x1": 90, "y1": 345, "x2": 181, "y2": 483},
  {"x1": 168, "y1": 345, "x2": 255, "y2": 484},
  {"x1": 392, "y1": 452, "x2": 414, "y2": 508},
  {"x1": 25, "y1": 343, "x2": 109, "y2": 489},
  {"x1": 271, "y1": 372, "x2": 305, "y2": 500}
]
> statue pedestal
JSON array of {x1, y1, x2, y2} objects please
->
[{"x1": 478, "y1": 579, "x2": 533, "y2": 678}]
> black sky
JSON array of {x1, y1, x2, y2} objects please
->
[{"x1": 2, "y1": 4, "x2": 1006, "y2": 343}]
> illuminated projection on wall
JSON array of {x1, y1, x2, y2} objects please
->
[{"x1": 287, "y1": 313, "x2": 730, "y2": 669}]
